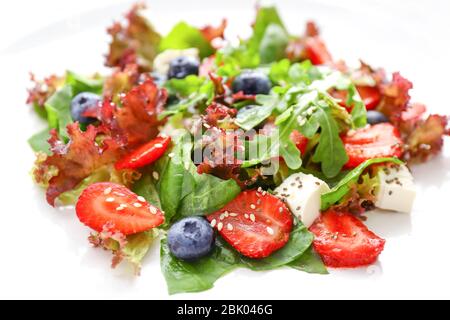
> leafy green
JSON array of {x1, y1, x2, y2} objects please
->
[
  {"x1": 164, "y1": 75, "x2": 206, "y2": 97},
  {"x1": 269, "y1": 60, "x2": 323, "y2": 86},
  {"x1": 45, "y1": 85, "x2": 73, "y2": 139},
  {"x1": 241, "y1": 223, "x2": 313, "y2": 271},
  {"x1": 132, "y1": 173, "x2": 161, "y2": 209},
  {"x1": 321, "y1": 157, "x2": 404, "y2": 210},
  {"x1": 234, "y1": 94, "x2": 279, "y2": 130},
  {"x1": 160, "y1": 222, "x2": 317, "y2": 295},
  {"x1": 28, "y1": 128, "x2": 51, "y2": 155},
  {"x1": 65, "y1": 71, "x2": 103, "y2": 96},
  {"x1": 121, "y1": 231, "x2": 158, "y2": 270},
  {"x1": 159, "y1": 22, "x2": 214, "y2": 59},
  {"x1": 248, "y1": 6, "x2": 286, "y2": 53},
  {"x1": 310, "y1": 102, "x2": 349, "y2": 178},
  {"x1": 161, "y1": 237, "x2": 241, "y2": 295},
  {"x1": 289, "y1": 246, "x2": 328, "y2": 274},
  {"x1": 259, "y1": 23, "x2": 289, "y2": 63}
]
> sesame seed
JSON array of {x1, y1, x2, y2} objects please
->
[
  {"x1": 210, "y1": 219, "x2": 217, "y2": 228},
  {"x1": 389, "y1": 190, "x2": 393, "y2": 196},
  {"x1": 168, "y1": 152, "x2": 175, "y2": 158},
  {"x1": 279, "y1": 207, "x2": 283, "y2": 213},
  {"x1": 133, "y1": 203, "x2": 143, "y2": 208},
  {"x1": 105, "y1": 197, "x2": 115, "y2": 203},
  {"x1": 203, "y1": 123, "x2": 211, "y2": 129},
  {"x1": 266, "y1": 227, "x2": 274, "y2": 235},
  {"x1": 159, "y1": 133, "x2": 168, "y2": 138},
  {"x1": 104, "y1": 187, "x2": 112, "y2": 195},
  {"x1": 154, "y1": 143, "x2": 163, "y2": 148},
  {"x1": 220, "y1": 213, "x2": 226, "y2": 220},
  {"x1": 116, "y1": 206, "x2": 125, "y2": 211},
  {"x1": 227, "y1": 223, "x2": 233, "y2": 231},
  {"x1": 229, "y1": 213, "x2": 238, "y2": 217},
  {"x1": 296, "y1": 206, "x2": 301, "y2": 211},
  {"x1": 217, "y1": 222, "x2": 223, "y2": 231},
  {"x1": 224, "y1": 211, "x2": 229, "y2": 217},
  {"x1": 250, "y1": 214, "x2": 256, "y2": 222},
  {"x1": 244, "y1": 214, "x2": 249, "y2": 219},
  {"x1": 315, "y1": 182, "x2": 320, "y2": 186},
  {"x1": 149, "y1": 206, "x2": 157, "y2": 214},
  {"x1": 152, "y1": 171, "x2": 159, "y2": 180},
  {"x1": 137, "y1": 196, "x2": 146, "y2": 202},
  {"x1": 250, "y1": 204, "x2": 256, "y2": 209},
  {"x1": 256, "y1": 199, "x2": 261, "y2": 205}
]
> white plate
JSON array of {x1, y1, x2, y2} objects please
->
[{"x1": 1, "y1": 0, "x2": 449, "y2": 299}]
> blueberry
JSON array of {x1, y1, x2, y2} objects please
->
[
  {"x1": 232, "y1": 70, "x2": 271, "y2": 95},
  {"x1": 70, "y1": 92, "x2": 101, "y2": 124},
  {"x1": 367, "y1": 110, "x2": 389, "y2": 125},
  {"x1": 167, "y1": 217, "x2": 215, "y2": 261},
  {"x1": 167, "y1": 56, "x2": 200, "y2": 79}
]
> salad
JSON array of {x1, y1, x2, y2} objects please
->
[{"x1": 27, "y1": 4, "x2": 449, "y2": 294}]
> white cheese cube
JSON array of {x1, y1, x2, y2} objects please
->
[
  {"x1": 274, "y1": 173, "x2": 330, "y2": 228},
  {"x1": 375, "y1": 164, "x2": 416, "y2": 213},
  {"x1": 153, "y1": 48, "x2": 200, "y2": 75}
]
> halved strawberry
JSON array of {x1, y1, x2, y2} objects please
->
[
  {"x1": 309, "y1": 210, "x2": 385, "y2": 268},
  {"x1": 304, "y1": 36, "x2": 333, "y2": 65},
  {"x1": 115, "y1": 135, "x2": 171, "y2": 170},
  {"x1": 206, "y1": 190, "x2": 293, "y2": 259},
  {"x1": 342, "y1": 123, "x2": 403, "y2": 168},
  {"x1": 76, "y1": 182, "x2": 164, "y2": 235}
]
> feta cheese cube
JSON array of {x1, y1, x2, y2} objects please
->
[
  {"x1": 274, "y1": 173, "x2": 330, "y2": 227},
  {"x1": 375, "y1": 164, "x2": 416, "y2": 213}
]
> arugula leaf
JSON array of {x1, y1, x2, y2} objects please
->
[
  {"x1": 310, "y1": 103, "x2": 349, "y2": 178},
  {"x1": 234, "y1": 94, "x2": 278, "y2": 130},
  {"x1": 289, "y1": 246, "x2": 328, "y2": 274},
  {"x1": 321, "y1": 157, "x2": 404, "y2": 210},
  {"x1": 159, "y1": 22, "x2": 214, "y2": 59},
  {"x1": 28, "y1": 128, "x2": 51, "y2": 155},
  {"x1": 241, "y1": 223, "x2": 313, "y2": 270},
  {"x1": 45, "y1": 85, "x2": 73, "y2": 139},
  {"x1": 66, "y1": 71, "x2": 103, "y2": 96},
  {"x1": 259, "y1": 23, "x2": 289, "y2": 63}
]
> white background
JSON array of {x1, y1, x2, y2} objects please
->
[{"x1": 0, "y1": 0, "x2": 449, "y2": 299}]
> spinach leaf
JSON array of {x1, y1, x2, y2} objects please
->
[
  {"x1": 45, "y1": 85, "x2": 73, "y2": 139},
  {"x1": 259, "y1": 23, "x2": 289, "y2": 63},
  {"x1": 28, "y1": 128, "x2": 51, "y2": 154},
  {"x1": 66, "y1": 71, "x2": 103, "y2": 96},
  {"x1": 289, "y1": 246, "x2": 328, "y2": 274},
  {"x1": 159, "y1": 22, "x2": 214, "y2": 59},
  {"x1": 321, "y1": 157, "x2": 403, "y2": 210},
  {"x1": 241, "y1": 223, "x2": 313, "y2": 271},
  {"x1": 132, "y1": 173, "x2": 162, "y2": 209},
  {"x1": 161, "y1": 237, "x2": 241, "y2": 295},
  {"x1": 248, "y1": 6, "x2": 286, "y2": 53},
  {"x1": 178, "y1": 173, "x2": 241, "y2": 217}
]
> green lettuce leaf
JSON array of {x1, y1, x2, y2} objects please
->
[
  {"x1": 321, "y1": 157, "x2": 404, "y2": 210},
  {"x1": 132, "y1": 173, "x2": 161, "y2": 209},
  {"x1": 45, "y1": 85, "x2": 73, "y2": 140},
  {"x1": 28, "y1": 128, "x2": 51, "y2": 155},
  {"x1": 66, "y1": 71, "x2": 103, "y2": 96},
  {"x1": 248, "y1": 6, "x2": 286, "y2": 53},
  {"x1": 159, "y1": 22, "x2": 214, "y2": 59}
]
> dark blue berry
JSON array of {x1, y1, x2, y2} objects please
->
[
  {"x1": 167, "y1": 56, "x2": 200, "y2": 79},
  {"x1": 232, "y1": 70, "x2": 271, "y2": 95},
  {"x1": 367, "y1": 110, "x2": 389, "y2": 125},
  {"x1": 167, "y1": 217, "x2": 215, "y2": 261},
  {"x1": 70, "y1": 92, "x2": 101, "y2": 124}
]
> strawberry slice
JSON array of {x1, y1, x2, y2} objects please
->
[
  {"x1": 342, "y1": 123, "x2": 403, "y2": 168},
  {"x1": 115, "y1": 135, "x2": 171, "y2": 170},
  {"x1": 76, "y1": 182, "x2": 164, "y2": 235},
  {"x1": 305, "y1": 36, "x2": 333, "y2": 65},
  {"x1": 206, "y1": 190, "x2": 293, "y2": 259},
  {"x1": 309, "y1": 210, "x2": 385, "y2": 268}
]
